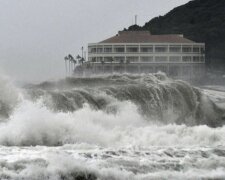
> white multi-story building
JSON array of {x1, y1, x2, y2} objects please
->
[{"x1": 82, "y1": 31, "x2": 205, "y2": 80}]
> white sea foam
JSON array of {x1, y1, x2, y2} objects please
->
[
  {"x1": 0, "y1": 145, "x2": 225, "y2": 180},
  {"x1": 0, "y1": 74, "x2": 225, "y2": 179},
  {"x1": 0, "y1": 97, "x2": 224, "y2": 148}
]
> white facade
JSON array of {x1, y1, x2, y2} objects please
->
[
  {"x1": 76, "y1": 31, "x2": 205, "y2": 81},
  {"x1": 88, "y1": 43, "x2": 205, "y2": 64}
]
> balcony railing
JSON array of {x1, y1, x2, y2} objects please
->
[{"x1": 88, "y1": 45, "x2": 205, "y2": 55}]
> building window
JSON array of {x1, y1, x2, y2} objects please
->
[
  {"x1": 104, "y1": 57, "x2": 114, "y2": 63},
  {"x1": 88, "y1": 47, "x2": 93, "y2": 53},
  {"x1": 90, "y1": 47, "x2": 96, "y2": 53},
  {"x1": 114, "y1": 56, "x2": 125, "y2": 63},
  {"x1": 193, "y1": 56, "x2": 200, "y2": 62},
  {"x1": 155, "y1": 46, "x2": 167, "y2": 53},
  {"x1": 200, "y1": 56, "x2": 205, "y2": 62},
  {"x1": 169, "y1": 56, "x2": 181, "y2": 62},
  {"x1": 90, "y1": 57, "x2": 96, "y2": 62},
  {"x1": 182, "y1": 56, "x2": 192, "y2": 62},
  {"x1": 114, "y1": 46, "x2": 125, "y2": 53},
  {"x1": 96, "y1": 57, "x2": 103, "y2": 62},
  {"x1": 96, "y1": 46, "x2": 103, "y2": 53},
  {"x1": 155, "y1": 56, "x2": 168, "y2": 62},
  {"x1": 140, "y1": 56, "x2": 153, "y2": 62},
  {"x1": 126, "y1": 56, "x2": 139, "y2": 63},
  {"x1": 126, "y1": 46, "x2": 139, "y2": 53},
  {"x1": 193, "y1": 46, "x2": 200, "y2": 53},
  {"x1": 200, "y1": 47, "x2": 205, "y2": 53},
  {"x1": 169, "y1": 46, "x2": 181, "y2": 53},
  {"x1": 182, "y1": 46, "x2": 192, "y2": 53},
  {"x1": 140, "y1": 46, "x2": 153, "y2": 53},
  {"x1": 89, "y1": 57, "x2": 96, "y2": 62},
  {"x1": 104, "y1": 46, "x2": 112, "y2": 53}
]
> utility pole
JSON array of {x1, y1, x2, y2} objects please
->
[{"x1": 135, "y1": 15, "x2": 137, "y2": 25}]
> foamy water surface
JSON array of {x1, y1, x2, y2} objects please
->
[{"x1": 0, "y1": 74, "x2": 225, "y2": 180}]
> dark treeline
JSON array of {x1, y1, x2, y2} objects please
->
[{"x1": 125, "y1": 0, "x2": 225, "y2": 70}]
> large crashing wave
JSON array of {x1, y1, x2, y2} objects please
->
[
  {"x1": 0, "y1": 73, "x2": 224, "y2": 146},
  {"x1": 27, "y1": 73, "x2": 225, "y2": 127}
]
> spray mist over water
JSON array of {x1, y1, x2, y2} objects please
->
[
  {"x1": 0, "y1": 75, "x2": 20, "y2": 120},
  {"x1": 0, "y1": 73, "x2": 225, "y2": 179},
  {"x1": 0, "y1": 73, "x2": 224, "y2": 146}
]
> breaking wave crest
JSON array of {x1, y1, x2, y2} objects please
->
[
  {"x1": 0, "y1": 73, "x2": 225, "y2": 179},
  {"x1": 0, "y1": 98, "x2": 225, "y2": 147},
  {"x1": 0, "y1": 73, "x2": 224, "y2": 147},
  {"x1": 27, "y1": 73, "x2": 225, "y2": 127}
]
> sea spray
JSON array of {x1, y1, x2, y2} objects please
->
[
  {"x1": 0, "y1": 73, "x2": 225, "y2": 179},
  {"x1": 26, "y1": 73, "x2": 225, "y2": 126},
  {"x1": 0, "y1": 96, "x2": 225, "y2": 147},
  {"x1": 0, "y1": 75, "x2": 20, "y2": 120}
]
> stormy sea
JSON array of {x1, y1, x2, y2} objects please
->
[{"x1": 0, "y1": 73, "x2": 225, "y2": 180}]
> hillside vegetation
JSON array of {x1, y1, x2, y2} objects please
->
[{"x1": 126, "y1": 0, "x2": 225, "y2": 68}]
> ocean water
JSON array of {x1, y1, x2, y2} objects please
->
[{"x1": 0, "y1": 73, "x2": 225, "y2": 180}]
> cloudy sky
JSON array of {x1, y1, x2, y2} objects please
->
[{"x1": 0, "y1": 0, "x2": 190, "y2": 82}]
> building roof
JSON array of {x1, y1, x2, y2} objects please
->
[{"x1": 99, "y1": 31, "x2": 195, "y2": 44}]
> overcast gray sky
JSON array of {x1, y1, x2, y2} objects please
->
[{"x1": 0, "y1": 0, "x2": 190, "y2": 82}]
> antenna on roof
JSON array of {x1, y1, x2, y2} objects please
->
[{"x1": 135, "y1": 15, "x2": 137, "y2": 25}]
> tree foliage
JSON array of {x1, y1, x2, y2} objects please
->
[{"x1": 126, "y1": 0, "x2": 225, "y2": 67}]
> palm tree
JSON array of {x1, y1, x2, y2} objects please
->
[
  {"x1": 68, "y1": 54, "x2": 75, "y2": 74},
  {"x1": 72, "y1": 59, "x2": 77, "y2": 71},
  {"x1": 76, "y1": 55, "x2": 81, "y2": 65}
]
